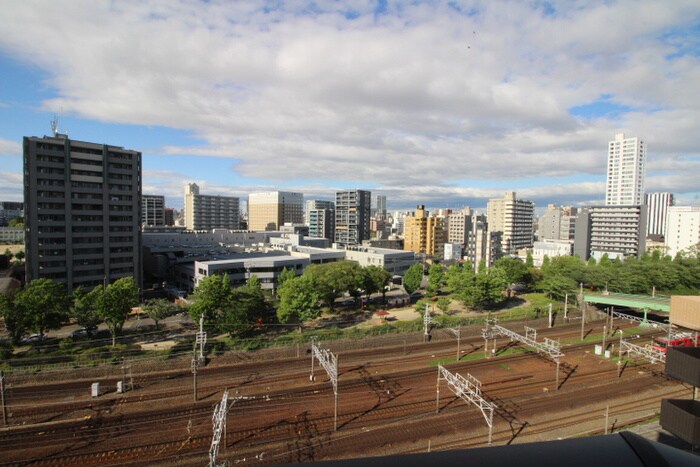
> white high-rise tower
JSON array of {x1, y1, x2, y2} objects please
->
[{"x1": 605, "y1": 133, "x2": 646, "y2": 206}]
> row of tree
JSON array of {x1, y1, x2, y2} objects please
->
[
  {"x1": 1, "y1": 277, "x2": 142, "y2": 346},
  {"x1": 277, "y1": 261, "x2": 392, "y2": 325}
]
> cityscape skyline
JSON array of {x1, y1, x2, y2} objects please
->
[{"x1": 1, "y1": 1, "x2": 700, "y2": 211}]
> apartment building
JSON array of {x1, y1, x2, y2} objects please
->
[
  {"x1": 645, "y1": 192, "x2": 674, "y2": 239},
  {"x1": 335, "y1": 190, "x2": 371, "y2": 246},
  {"x1": 665, "y1": 206, "x2": 700, "y2": 257},
  {"x1": 142, "y1": 194, "x2": 165, "y2": 227},
  {"x1": 24, "y1": 134, "x2": 141, "y2": 293},
  {"x1": 606, "y1": 133, "x2": 646, "y2": 206},
  {"x1": 184, "y1": 183, "x2": 240, "y2": 231},
  {"x1": 574, "y1": 205, "x2": 647, "y2": 260},
  {"x1": 403, "y1": 205, "x2": 447, "y2": 257},
  {"x1": 486, "y1": 192, "x2": 535, "y2": 255}
]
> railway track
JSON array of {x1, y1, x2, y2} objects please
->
[{"x1": 0, "y1": 319, "x2": 677, "y2": 466}]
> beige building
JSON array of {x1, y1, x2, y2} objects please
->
[
  {"x1": 248, "y1": 191, "x2": 304, "y2": 231},
  {"x1": 403, "y1": 205, "x2": 447, "y2": 257},
  {"x1": 487, "y1": 192, "x2": 534, "y2": 255}
]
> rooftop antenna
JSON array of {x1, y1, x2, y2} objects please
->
[{"x1": 50, "y1": 115, "x2": 59, "y2": 137}]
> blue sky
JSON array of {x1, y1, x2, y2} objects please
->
[{"x1": 1, "y1": 0, "x2": 699, "y2": 212}]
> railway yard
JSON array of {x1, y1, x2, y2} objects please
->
[{"x1": 0, "y1": 317, "x2": 693, "y2": 466}]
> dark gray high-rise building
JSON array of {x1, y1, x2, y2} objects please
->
[
  {"x1": 23, "y1": 134, "x2": 142, "y2": 293},
  {"x1": 334, "y1": 190, "x2": 371, "y2": 246}
]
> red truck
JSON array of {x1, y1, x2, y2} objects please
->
[{"x1": 652, "y1": 332, "x2": 700, "y2": 353}]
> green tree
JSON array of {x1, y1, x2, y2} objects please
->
[
  {"x1": 494, "y1": 257, "x2": 528, "y2": 295},
  {"x1": 142, "y1": 298, "x2": 176, "y2": 330},
  {"x1": 427, "y1": 263, "x2": 445, "y2": 296},
  {"x1": 92, "y1": 277, "x2": 139, "y2": 347},
  {"x1": 539, "y1": 274, "x2": 577, "y2": 300},
  {"x1": 3, "y1": 248, "x2": 13, "y2": 262},
  {"x1": 8, "y1": 217, "x2": 23, "y2": 228},
  {"x1": 14, "y1": 250, "x2": 25, "y2": 263},
  {"x1": 447, "y1": 265, "x2": 506, "y2": 310},
  {"x1": 223, "y1": 284, "x2": 265, "y2": 336},
  {"x1": 304, "y1": 261, "x2": 361, "y2": 311},
  {"x1": 188, "y1": 274, "x2": 233, "y2": 325},
  {"x1": 277, "y1": 275, "x2": 321, "y2": 326},
  {"x1": 525, "y1": 252, "x2": 534, "y2": 268},
  {"x1": 15, "y1": 278, "x2": 69, "y2": 339},
  {"x1": 70, "y1": 287, "x2": 100, "y2": 337},
  {"x1": 436, "y1": 296, "x2": 451, "y2": 314},
  {"x1": 0, "y1": 294, "x2": 24, "y2": 343},
  {"x1": 465, "y1": 269, "x2": 508, "y2": 310},
  {"x1": 277, "y1": 267, "x2": 297, "y2": 289},
  {"x1": 403, "y1": 263, "x2": 423, "y2": 295},
  {"x1": 364, "y1": 265, "x2": 391, "y2": 302}
]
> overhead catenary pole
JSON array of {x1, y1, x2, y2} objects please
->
[
  {"x1": 191, "y1": 357, "x2": 198, "y2": 402},
  {"x1": 310, "y1": 337, "x2": 339, "y2": 431},
  {"x1": 564, "y1": 294, "x2": 568, "y2": 320},
  {"x1": 423, "y1": 304, "x2": 431, "y2": 342},
  {"x1": 617, "y1": 330, "x2": 624, "y2": 378},
  {"x1": 603, "y1": 325, "x2": 607, "y2": 353},
  {"x1": 548, "y1": 303, "x2": 553, "y2": 328},
  {"x1": 436, "y1": 365, "x2": 496, "y2": 445}
]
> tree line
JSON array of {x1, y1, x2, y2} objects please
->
[
  {"x1": 0, "y1": 277, "x2": 174, "y2": 347},
  {"x1": 3, "y1": 250, "x2": 699, "y2": 348}
]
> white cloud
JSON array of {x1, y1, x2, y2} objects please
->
[
  {"x1": 1, "y1": 0, "x2": 699, "y2": 207},
  {"x1": 0, "y1": 138, "x2": 21, "y2": 156}
]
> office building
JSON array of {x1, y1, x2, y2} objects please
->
[
  {"x1": 335, "y1": 190, "x2": 371, "y2": 246},
  {"x1": 487, "y1": 192, "x2": 535, "y2": 255},
  {"x1": 24, "y1": 134, "x2": 141, "y2": 293},
  {"x1": 184, "y1": 183, "x2": 240, "y2": 231},
  {"x1": 142, "y1": 194, "x2": 165, "y2": 227},
  {"x1": 574, "y1": 206, "x2": 647, "y2": 260},
  {"x1": 606, "y1": 133, "x2": 647, "y2": 206},
  {"x1": 645, "y1": 192, "x2": 674, "y2": 239},
  {"x1": 403, "y1": 205, "x2": 447, "y2": 257},
  {"x1": 665, "y1": 206, "x2": 700, "y2": 258},
  {"x1": 248, "y1": 191, "x2": 304, "y2": 231}
]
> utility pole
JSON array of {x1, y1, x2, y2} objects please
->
[
  {"x1": 1, "y1": 370, "x2": 7, "y2": 427},
  {"x1": 604, "y1": 404, "x2": 610, "y2": 434},
  {"x1": 564, "y1": 294, "x2": 568, "y2": 321},
  {"x1": 548, "y1": 303, "x2": 553, "y2": 328}
]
